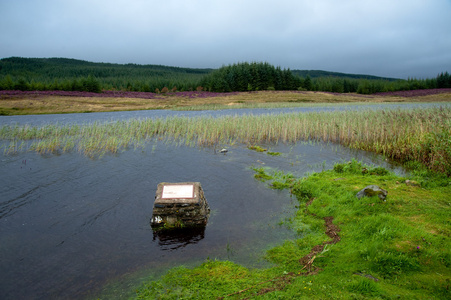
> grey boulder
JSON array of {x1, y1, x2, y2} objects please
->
[{"x1": 356, "y1": 185, "x2": 388, "y2": 201}]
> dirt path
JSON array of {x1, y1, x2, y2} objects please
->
[
  {"x1": 298, "y1": 200, "x2": 341, "y2": 274},
  {"x1": 219, "y1": 197, "x2": 342, "y2": 299}
]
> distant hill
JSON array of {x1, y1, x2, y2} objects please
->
[
  {"x1": 1, "y1": 57, "x2": 445, "y2": 94},
  {"x1": 291, "y1": 69, "x2": 400, "y2": 81},
  {"x1": 0, "y1": 57, "x2": 212, "y2": 91},
  {"x1": 0, "y1": 57, "x2": 213, "y2": 78},
  {"x1": 0, "y1": 57, "x2": 398, "y2": 81}
]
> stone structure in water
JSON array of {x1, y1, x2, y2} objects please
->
[{"x1": 151, "y1": 182, "x2": 210, "y2": 229}]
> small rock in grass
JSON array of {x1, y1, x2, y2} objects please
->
[{"x1": 356, "y1": 185, "x2": 388, "y2": 201}]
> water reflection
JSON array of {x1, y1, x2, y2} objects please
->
[{"x1": 152, "y1": 227, "x2": 206, "y2": 251}]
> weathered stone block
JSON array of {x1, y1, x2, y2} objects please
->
[{"x1": 151, "y1": 182, "x2": 210, "y2": 229}]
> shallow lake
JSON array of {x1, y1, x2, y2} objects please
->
[
  {"x1": 0, "y1": 104, "x2": 418, "y2": 299},
  {"x1": 0, "y1": 102, "x2": 445, "y2": 127}
]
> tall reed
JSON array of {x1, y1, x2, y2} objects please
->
[{"x1": 1, "y1": 106, "x2": 450, "y2": 174}]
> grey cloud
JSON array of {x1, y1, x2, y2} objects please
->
[{"x1": 1, "y1": 0, "x2": 450, "y2": 78}]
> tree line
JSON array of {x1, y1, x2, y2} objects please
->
[
  {"x1": 199, "y1": 62, "x2": 302, "y2": 92},
  {"x1": 0, "y1": 57, "x2": 450, "y2": 94}
]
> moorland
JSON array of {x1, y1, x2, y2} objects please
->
[
  {"x1": 1, "y1": 57, "x2": 450, "y2": 115},
  {"x1": 1, "y1": 58, "x2": 450, "y2": 299}
]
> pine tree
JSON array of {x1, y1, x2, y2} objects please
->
[
  {"x1": 0, "y1": 75, "x2": 14, "y2": 90},
  {"x1": 303, "y1": 75, "x2": 312, "y2": 90}
]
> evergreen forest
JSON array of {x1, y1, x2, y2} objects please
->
[{"x1": 0, "y1": 57, "x2": 450, "y2": 94}]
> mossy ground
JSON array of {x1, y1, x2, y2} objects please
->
[{"x1": 135, "y1": 160, "x2": 450, "y2": 299}]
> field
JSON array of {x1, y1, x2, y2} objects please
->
[{"x1": 1, "y1": 89, "x2": 451, "y2": 115}]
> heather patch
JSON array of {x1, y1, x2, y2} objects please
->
[
  {"x1": 0, "y1": 89, "x2": 236, "y2": 99},
  {"x1": 375, "y1": 88, "x2": 451, "y2": 97}
]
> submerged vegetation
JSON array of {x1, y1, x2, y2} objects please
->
[
  {"x1": 135, "y1": 160, "x2": 450, "y2": 299},
  {"x1": 1, "y1": 106, "x2": 450, "y2": 175}
]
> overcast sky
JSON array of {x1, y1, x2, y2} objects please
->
[{"x1": 1, "y1": 0, "x2": 450, "y2": 79}]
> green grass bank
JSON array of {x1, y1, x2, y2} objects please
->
[{"x1": 134, "y1": 160, "x2": 450, "y2": 299}]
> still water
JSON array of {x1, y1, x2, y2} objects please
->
[
  {"x1": 0, "y1": 102, "x2": 444, "y2": 127},
  {"x1": 0, "y1": 106, "x2": 409, "y2": 299}
]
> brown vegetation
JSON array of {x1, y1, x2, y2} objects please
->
[{"x1": 1, "y1": 90, "x2": 450, "y2": 115}]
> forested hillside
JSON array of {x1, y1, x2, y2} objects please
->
[
  {"x1": 291, "y1": 69, "x2": 398, "y2": 81},
  {"x1": 0, "y1": 57, "x2": 211, "y2": 92},
  {"x1": 0, "y1": 57, "x2": 449, "y2": 94}
]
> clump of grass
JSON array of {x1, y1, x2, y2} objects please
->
[
  {"x1": 252, "y1": 167, "x2": 273, "y2": 181},
  {"x1": 247, "y1": 145, "x2": 283, "y2": 156},
  {"x1": 267, "y1": 151, "x2": 281, "y2": 156},
  {"x1": 254, "y1": 169, "x2": 295, "y2": 190},
  {"x1": 2, "y1": 139, "x2": 27, "y2": 154},
  {"x1": 248, "y1": 145, "x2": 267, "y2": 152},
  {"x1": 134, "y1": 161, "x2": 450, "y2": 299}
]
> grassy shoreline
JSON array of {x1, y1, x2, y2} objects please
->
[{"x1": 134, "y1": 160, "x2": 450, "y2": 299}]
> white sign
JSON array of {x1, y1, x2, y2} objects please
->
[{"x1": 162, "y1": 185, "x2": 194, "y2": 199}]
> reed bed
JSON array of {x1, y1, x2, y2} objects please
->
[{"x1": 1, "y1": 106, "x2": 450, "y2": 174}]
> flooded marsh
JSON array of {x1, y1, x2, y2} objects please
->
[{"x1": 0, "y1": 103, "x2": 448, "y2": 299}]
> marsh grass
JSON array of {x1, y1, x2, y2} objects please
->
[
  {"x1": 135, "y1": 160, "x2": 450, "y2": 299},
  {"x1": 1, "y1": 106, "x2": 450, "y2": 173}
]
